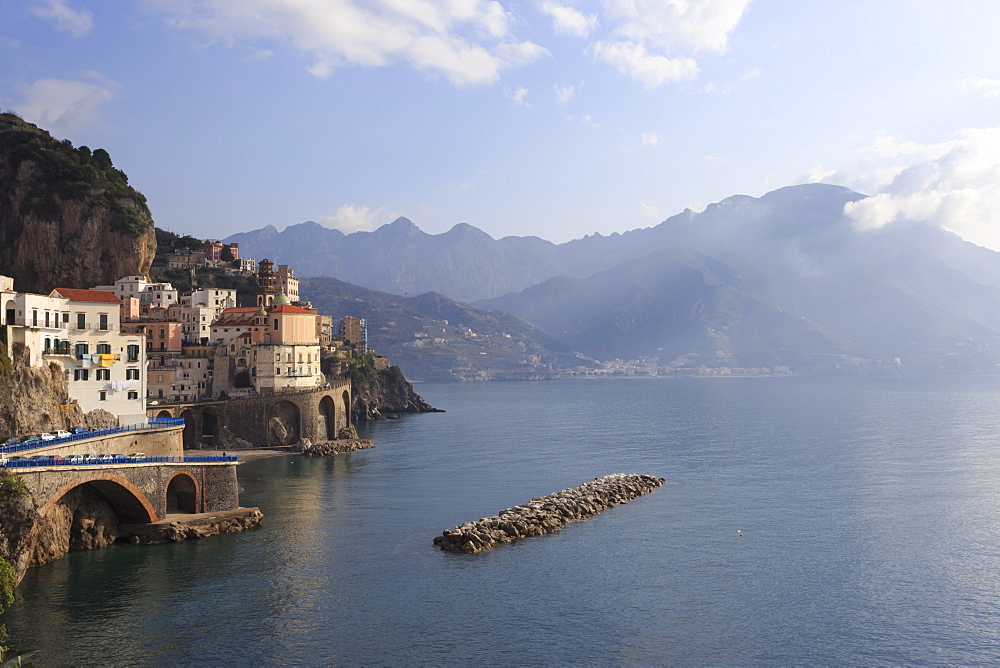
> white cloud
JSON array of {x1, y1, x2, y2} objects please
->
[
  {"x1": 30, "y1": 0, "x2": 93, "y2": 37},
  {"x1": 958, "y1": 77, "x2": 1000, "y2": 99},
  {"x1": 148, "y1": 0, "x2": 547, "y2": 86},
  {"x1": 641, "y1": 130, "x2": 658, "y2": 146},
  {"x1": 554, "y1": 83, "x2": 575, "y2": 104},
  {"x1": 538, "y1": 1, "x2": 598, "y2": 38},
  {"x1": 841, "y1": 128, "x2": 1000, "y2": 250},
  {"x1": 14, "y1": 78, "x2": 117, "y2": 136},
  {"x1": 641, "y1": 202, "x2": 661, "y2": 219},
  {"x1": 590, "y1": 0, "x2": 750, "y2": 87},
  {"x1": 318, "y1": 204, "x2": 394, "y2": 234},
  {"x1": 603, "y1": 0, "x2": 750, "y2": 52},
  {"x1": 590, "y1": 40, "x2": 697, "y2": 88},
  {"x1": 511, "y1": 86, "x2": 530, "y2": 106},
  {"x1": 579, "y1": 113, "x2": 600, "y2": 128}
]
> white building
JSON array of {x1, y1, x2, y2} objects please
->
[
  {"x1": 94, "y1": 275, "x2": 179, "y2": 308},
  {"x1": 1, "y1": 277, "x2": 147, "y2": 425}
]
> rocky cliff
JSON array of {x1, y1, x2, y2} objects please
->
[
  {"x1": 0, "y1": 112, "x2": 156, "y2": 294},
  {"x1": 349, "y1": 365, "x2": 440, "y2": 422},
  {"x1": 0, "y1": 342, "x2": 84, "y2": 436}
]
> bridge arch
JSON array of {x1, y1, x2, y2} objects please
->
[
  {"x1": 156, "y1": 409, "x2": 173, "y2": 419},
  {"x1": 199, "y1": 406, "x2": 225, "y2": 445},
  {"x1": 342, "y1": 390, "x2": 351, "y2": 429},
  {"x1": 318, "y1": 394, "x2": 336, "y2": 441},
  {"x1": 166, "y1": 471, "x2": 199, "y2": 514},
  {"x1": 180, "y1": 409, "x2": 197, "y2": 448},
  {"x1": 39, "y1": 472, "x2": 158, "y2": 524},
  {"x1": 268, "y1": 400, "x2": 300, "y2": 445}
]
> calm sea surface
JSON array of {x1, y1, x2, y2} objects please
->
[{"x1": 7, "y1": 376, "x2": 1000, "y2": 665}]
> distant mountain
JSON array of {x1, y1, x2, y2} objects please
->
[
  {"x1": 233, "y1": 183, "x2": 1000, "y2": 374},
  {"x1": 226, "y1": 219, "x2": 559, "y2": 302},
  {"x1": 479, "y1": 246, "x2": 883, "y2": 373},
  {"x1": 300, "y1": 277, "x2": 579, "y2": 381},
  {"x1": 478, "y1": 185, "x2": 1000, "y2": 373}
]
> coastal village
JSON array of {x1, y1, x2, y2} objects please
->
[{"x1": 0, "y1": 242, "x2": 405, "y2": 594}]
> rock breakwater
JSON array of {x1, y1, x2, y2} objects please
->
[
  {"x1": 296, "y1": 439, "x2": 374, "y2": 456},
  {"x1": 433, "y1": 473, "x2": 665, "y2": 553}
]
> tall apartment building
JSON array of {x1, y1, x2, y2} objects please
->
[{"x1": 339, "y1": 316, "x2": 367, "y2": 352}]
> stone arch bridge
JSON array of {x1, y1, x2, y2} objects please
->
[
  {"x1": 148, "y1": 380, "x2": 352, "y2": 448},
  {"x1": 16, "y1": 459, "x2": 239, "y2": 522}
]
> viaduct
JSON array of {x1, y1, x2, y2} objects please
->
[
  {"x1": 148, "y1": 380, "x2": 353, "y2": 448},
  {"x1": 9, "y1": 424, "x2": 241, "y2": 523}
]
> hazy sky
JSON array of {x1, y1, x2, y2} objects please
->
[{"x1": 3, "y1": 1, "x2": 1000, "y2": 248}]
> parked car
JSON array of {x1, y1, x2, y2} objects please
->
[
  {"x1": 40, "y1": 433, "x2": 55, "y2": 441},
  {"x1": 99, "y1": 454, "x2": 115, "y2": 463},
  {"x1": 68, "y1": 453, "x2": 89, "y2": 464},
  {"x1": 2, "y1": 437, "x2": 21, "y2": 446},
  {"x1": 129, "y1": 452, "x2": 147, "y2": 462},
  {"x1": 21, "y1": 435, "x2": 42, "y2": 444},
  {"x1": 55, "y1": 430, "x2": 71, "y2": 439},
  {"x1": 0, "y1": 454, "x2": 7, "y2": 466},
  {"x1": 68, "y1": 427, "x2": 88, "y2": 434}
]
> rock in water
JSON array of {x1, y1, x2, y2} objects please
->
[{"x1": 433, "y1": 473, "x2": 665, "y2": 553}]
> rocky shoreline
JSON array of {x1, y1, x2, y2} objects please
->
[
  {"x1": 294, "y1": 439, "x2": 374, "y2": 456},
  {"x1": 433, "y1": 473, "x2": 665, "y2": 553},
  {"x1": 121, "y1": 508, "x2": 263, "y2": 544}
]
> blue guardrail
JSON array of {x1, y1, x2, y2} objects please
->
[{"x1": 1, "y1": 418, "x2": 186, "y2": 455}]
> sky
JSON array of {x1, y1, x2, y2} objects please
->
[{"x1": 3, "y1": 1, "x2": 1000, "y2": 249}]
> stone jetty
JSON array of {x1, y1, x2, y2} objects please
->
[
  {"x1": 294, "y1": 438, "x2": 374, "y2": 456},
  {"x1": 433, "y1": 473, "x2": 665, "y2": 553}
]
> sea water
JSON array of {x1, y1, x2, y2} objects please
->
[{"x1": 6, "y1": 376, "x2": 1000, "y2": 665}]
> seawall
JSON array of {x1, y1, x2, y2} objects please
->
[{"x1": 433, "y1": 473, "x2": 665, "y2": 553}]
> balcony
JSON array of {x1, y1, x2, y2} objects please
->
[{"x1": 71, "y1": 322, "x2": 118, "y2": 332}]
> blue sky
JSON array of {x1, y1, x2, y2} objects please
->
[{"x1": 3, "y1": 1, "x2": 1000, "y2": 249}]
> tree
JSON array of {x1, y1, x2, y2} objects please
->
[{"x1": 220, "y1": 245, "x2": 234, "y2": 263}]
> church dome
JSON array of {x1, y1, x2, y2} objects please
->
[
  {"x1": 255, "y1": 306, "x2": 267, "y2": 318},
  {"x1": 273, "y1": 293, "x2": 291, "y2": 305}
]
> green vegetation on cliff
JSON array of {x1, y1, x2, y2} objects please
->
[{"x1": 0, "y1": 112, "x2": 151, "y2": 236}]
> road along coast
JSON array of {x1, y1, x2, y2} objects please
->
[{"x1": 433, "y1": 473, "x2": 665, "y2": 553}]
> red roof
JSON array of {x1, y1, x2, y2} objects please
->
[
  {"x1": 270, "y1": 304, "x2": 315, "y2": 315},
  {"x1": 51, "y1": 288, "x2": 121, "y2": 303},
  {"x1": 223, "y1": 307, "x2": 260, "y2": 313}
]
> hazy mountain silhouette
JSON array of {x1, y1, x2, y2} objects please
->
[{"x1": 230, "y1": 183, "x2": 1000, "y2": 372}]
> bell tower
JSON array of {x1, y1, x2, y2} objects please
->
[{"x1": 256, "y1": 259, "x2": 277, "y2": 307}]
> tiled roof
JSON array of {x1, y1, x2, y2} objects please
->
[
  {"x1": 269, "y1": 304, "x2": 315, "y2": 315},
  {"x1": 50, "y1": 288, "x2": 121, "y2": 303}
]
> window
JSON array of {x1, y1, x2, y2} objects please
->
[
  {"x1": 44, "y1": 312, "x2": 50, "y2": 327},
  {"x1": 99, "y1": 314, "x2": 108, "y2": 331},
  {"x1": 96, "y1": 343, "x2": 111, "y2": 354},
  {"x1": 31, "y1": 310, "x2": 37, "y2": 327},
  {"x1": 44, "y1": 337, "x2": 51, "y2": 352},
  {"x1": 77, "y1": 313, "x2": 85, "y2": 329},
  {"x1": 127, "y1": 391, "x2": 138, "y2": 400},
  {"x1": 96, "y1": 369, "x2": 110, "y2": 381},
  {"x1": 274, "y1": 319, "x2": 279, "y2": 330},
  {"x1": 127, "y1": 344, "x2": 139, "y2": 361},
  {"x1": 75, "y1": 342, "x2": 89, "y2": 357},
  {"x1": 74, "y1": 369, "x2": 89, "y2": 381},
  {"x1": 157, "y1": 374, "x2": 163, "y2": 383},
  {"x1": 99, "y1": 391, "x2": 106, "y2": 401},
  {"x1": 62, "y1": 312, "x2": 68, "y2": 323},
  {"x1": 126, "y1": 368, "x2": 139, "y2": 380}
]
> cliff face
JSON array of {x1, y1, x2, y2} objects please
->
[
  {"x1": 351, "y1": 366, "x2": 440, "y2": 422},
  {"x1": 0, "y1": 342, "x2": 84, "y2": 436},
  {"x1": 0, "y1": 113, "x2": 156, "y2": 294}
]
